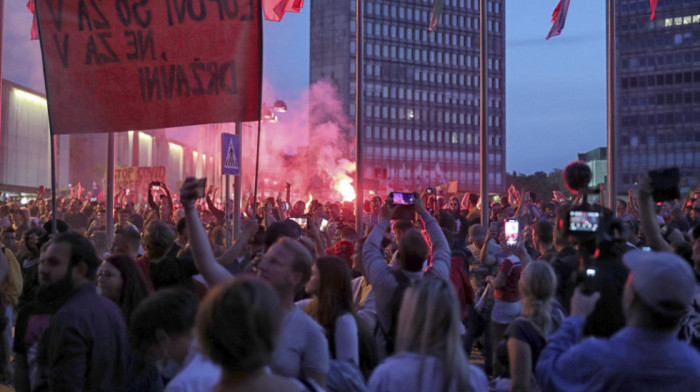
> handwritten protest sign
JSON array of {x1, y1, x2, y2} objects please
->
[
  {"x1": 35, "y1": 0, "x2": 262, "y2": 135},
  {"x1": 115, "y1": 166, "x2": 166, "y2": 196}
]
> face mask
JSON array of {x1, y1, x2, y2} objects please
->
[{"x1": 155, "y1": 358, "x2": 181, "y2": 380}]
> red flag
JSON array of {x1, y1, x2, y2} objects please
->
[
  {"x1": 286, "y1": 0, "x2": 304, "y2": 13},
  {"x1": 650, "y1": 0, "x2": 658, "y2": 20},
  {"x1": 35, "y1": 0, "x2": 262, "y2": 134},
  {"x1": 429, "y1": 0, "x2": 445, "y2": 33},
  {"x1": 27, "y1": 0, "x2": 39, "y2": 41},
  {"x1": 263, "y1": 0, "x2": 304, "y2": 21},
  {"x1": 546, "y1": 0, "x2": 571, "y2": 40}
]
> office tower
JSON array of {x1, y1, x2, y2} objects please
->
[
  {"x1": 616, "y1": 0, "x2": 700, "y2": 193},
  {"x1": 310, "y1": 0, "x2": 506, "y2": 195}
]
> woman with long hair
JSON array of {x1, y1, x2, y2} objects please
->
[
  {"x1": 98, "y1": 254, "x2": 160, "y2": 392},
  {"x1": 303, "y1": 256, "x2": 375, "y2": 379},
  {"x1": 197, "y1": 277, "x2": 303, "y2": 391},
  {"x1": 499, "y1": 261, "x2": 562, "y2": 392},
  {"x1": 97, "y1": 254, "x2": 153, "y2": 324},
  {"x1": 368, "y1": 278, "x2": 488, "y2": 392}
]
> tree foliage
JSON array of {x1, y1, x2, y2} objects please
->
[{"x1": 505, "y1": 169, "x2": 572, "y2": 203}]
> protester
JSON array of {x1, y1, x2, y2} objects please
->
[
  {"x1": 32, "y1": 232, "x2": 128, "y2": 390},
  {"x1": 536, "y1": 251, "x2": 700, "y2": 391},
  {"x1": 362, "y1": 192, "x2": 451, "y2": 360},
  {"x1": 367, "y1": 278, "x2": 488, "y2": 391},
  {"x1": 197, "y1": 277, "x2": 306, "y2": 391},
  {"x1": 130, "y1": 288, "x2": 219, "y2": 391},
  {"x1": 180, "y1": 177, "x2": 330, "y2": 387}
]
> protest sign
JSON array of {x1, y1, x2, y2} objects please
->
[
  {"x1": 35, "y1": 0, "x2": 262, "y2": 134},
  {"x1": 115, "y1": 165, "x2": 166, "y2": 196}
]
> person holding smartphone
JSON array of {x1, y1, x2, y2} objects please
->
[{"x1": 484, "y1": 225, "x2": 533, "y2": 375}]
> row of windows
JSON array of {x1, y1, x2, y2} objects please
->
[
  {"x1": 358, "y1": 83, "x2": 502, "y2": 108},
  {"x1": 621, "y1": 132, "x2": 700, "y2": 146},
  {"x1": 620, "y1": 91, "x2": 700, "y2": 107},
  {"x1": 361, "y1": 0, "x2": 500, "y2": 22},
  {"x1": 364, "y1": 126, "x2": 504, "y2": 146},
  {"x1": 621, "y1": 71, "x2": 700, "y2": 88},
  {"x1": 362, "y1": 22, "x2": 487, "y2": 50},
  {"x1": 365, "y1": 146, "x2": 503, "y2": 163},
  {"x1": 621, "y1": 151, "x2": 700, "y2": 168},
  {"x1": 621, "y1": 51, "x2": 700, "y2": 70},
  {"x1": 620, "y1": 110, "x2": 700, "y2": 126},
  {"x1": 619, "y1": 31, "x2": 700, "y2": 50},
  {"x1": 363, "y1": 105, "x2": 503, "y2": 127},
  {"x1": 366, "y1": 165, "x2": 505, "y2": 187}
]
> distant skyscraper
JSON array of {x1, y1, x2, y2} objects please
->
[
  {"x1": 616, "y1": 0, "x2": 700, "y2": 193},
  {"x1": 310, "y1": 0, "x2": 506, "y2": 195}
]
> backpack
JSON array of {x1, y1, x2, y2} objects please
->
[{"x1": 377, "y1": 269, "x2": 413, "y2": 356}]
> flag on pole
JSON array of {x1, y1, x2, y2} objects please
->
[
  {"x1": 650, "y1": 0, "x2": 658, "y2": 20},
  {"x1": 429, "y1": 0, "x2": 445, "y2": 32},
  {"x1": 263, "y1": 0, "x2": 305, "y2": 22},
  {"x1": 27, "y1": 0, "x2": 39, "y2": 40},
  {"x1": 546, "y1": 0, "x2": 572, "y2": 40}
]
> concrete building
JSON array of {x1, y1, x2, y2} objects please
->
[
  {"x1": 616, "y1": 0, "x2": 700, "y2": 194},
  {"x1": 0, "y1": 80, "x2": 227, "y2": 204},
  {"x1": 578, "y1": 147, "x2": 608, "y2": 188},
  {"x1": 310, "y1": 0, "x2": 506, "y2": 195}
]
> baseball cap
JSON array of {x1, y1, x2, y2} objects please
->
[{"x1": 622, "y1": 250, "x2": 695, "y2": 317}]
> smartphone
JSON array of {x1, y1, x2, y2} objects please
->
[
  {"x1": 390, "y1": 192, "x2": 415, "y2": 206},
  {"x1": 583, "y1": 267, "x2": 597, "y2": 294},
  {"x1": 505, "y1": 218, "x2": 519, "y2": 246},
  {"x1": 194, "y1": 178, "x2": 207, "y2": 198},
  {"x1": 642, "y1": 246, "x2": 651, "y2": 252},
  {"x1": 90, "y1": 197, "x2": 97, "y2": 202},
  {"x1": 648, "y1": 167, "x2": 680, "y2": 202},
  {"x1": 291, "y1": 217, "x2": 308, "y2": 229},
  {"x1": 568, "y1": 210, "x2": 600, "y2": 233},
  {"x1": 319, "y1": 218, "x2": 329, "y2": 232}
]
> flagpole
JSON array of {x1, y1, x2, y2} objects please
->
[
  {"x1": 106, "y1": 132, "x2": 114, "y2": 248},
  {"x1": 355, "y1": 0, "x2": 364, "y2": 236},
  {"x1": 33, "y1": 0, "x2": 59, "y2": 234},
  {"x1": 479, "y1": 0, "x2": 489, "y2": 225},
  {"x1": 606, "y1": 0, "x2": 617, "y2": 213}
]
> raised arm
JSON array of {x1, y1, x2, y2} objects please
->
[
  {"x1": 216, "y1": 219, "x2": 258, "y2": 267},
  {"x1": 181, "y1": 177, "x2": 232, "y2": 287},
  {"x1": 638, "y1": 176, "x2": 672, "y2": 252}
]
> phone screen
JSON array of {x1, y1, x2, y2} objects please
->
[
  {"x1": 505, "y1": 219, "x2": 519, "y2": 246},
  {"x1": 391, "y1": 192, "x2": 415, "y2": 206},
  {"x1": 291, "y1": 217, "x2": 308, "y2": 229},
  {"x1": 319, "y1": 219, "x2": 329, "y2": 232},
  {"x1": 569, "y1": 210, "x2": 600, "y2": 233}
]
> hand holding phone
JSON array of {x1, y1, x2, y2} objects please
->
[
  {"x1": 505, "y1": 218, "x2": 519, "y2": 246},
  {"x1": 194, "y1": 178, "x2": 207, "y2": 199}
]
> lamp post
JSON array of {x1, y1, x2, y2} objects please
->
[{"x1": 253, "y1": 101, "x2": 287, "y2": 213}]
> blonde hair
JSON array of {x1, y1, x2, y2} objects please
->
[
  {"x1": 395, "y1": 278, "x2": 471, "y2": 392},
  {"x1": 520, "y1": 261, "x2": 557, "y2": 335}
]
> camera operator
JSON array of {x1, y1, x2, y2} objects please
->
[{"x1": 558, "y1": 162, "x2": 629, "y2": 338}]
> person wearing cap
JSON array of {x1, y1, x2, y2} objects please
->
[{"x1": 535, "y1": 250, "x2": 700, "y2": 392}]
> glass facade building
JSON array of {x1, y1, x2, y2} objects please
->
[
  {"x1": 616, "y1": 0, "x2": 700, "y2": 193},
  {"x1": 310, "y1": 0, "x2": 506, "y2": 194}
]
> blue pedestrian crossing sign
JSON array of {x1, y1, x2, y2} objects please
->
[{"x1": 222, "y1": 133, "x2": 240, "y2": 175}]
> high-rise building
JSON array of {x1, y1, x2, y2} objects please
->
[
  {"x1": 616, "y1": 0, "x2": 700, "y2": 194},
  {"x1": 310, "y1": 0, "x2": 506, "y2": 195}
]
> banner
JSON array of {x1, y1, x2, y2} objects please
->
[
  {"x1": 115, "y1": 166, "x2": 166, "y2": 196},
  {"x1": 35, "y1": 0, "x2": 262, "y2": 134}
]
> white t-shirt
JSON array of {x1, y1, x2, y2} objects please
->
[
  {"x1": 271, "y1": 307, "x2": 330, "y2": 379},
  {"x1": 164, "y1": 345, "x2": 221, "y2": 392},
  {"x1": 368, "y1": 352, "x2": 488, "y2": 392}
]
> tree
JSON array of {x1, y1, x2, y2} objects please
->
[{"x1": 506, "y1": 169, "x2": 572, "y2": 203}]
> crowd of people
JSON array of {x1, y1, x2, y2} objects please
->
[{"x1": 0, "y1": 162, "x2": 699, "y2": 391}]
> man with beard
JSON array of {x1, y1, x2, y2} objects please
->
[{"x1": 14, "y1": 233, "x2": 127, "y2": 391}]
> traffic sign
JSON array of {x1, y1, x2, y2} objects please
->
[{"x1": 222, "y1": 133, "x2": 241, "y2": 175}]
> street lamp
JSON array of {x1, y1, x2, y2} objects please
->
[{"x1": 253, "y1": 101, "x2": 287, "y2": 213}]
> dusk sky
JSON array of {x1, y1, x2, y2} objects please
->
[{"x1": 3, "y1": 1, "x2": 610, "y2": 175}]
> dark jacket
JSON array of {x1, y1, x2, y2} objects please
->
[{"x1": 36, "y1": 283, "x2": 128, "y2": 392}]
